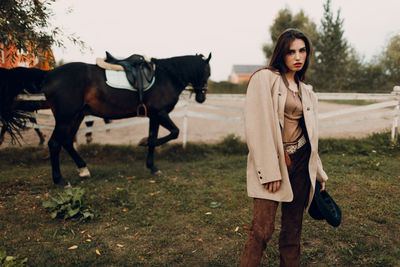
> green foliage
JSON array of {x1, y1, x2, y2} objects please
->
[
  {"x1": 208, "y1": 80, "x2": 247, "y2": 94},
  {"x1": 313, "y1": 0, "x2": 349, "y2": 91},
  {"x1": 0, "y1": 248, "x2": 27, "y2": 267},
  {"x1": 0, "y1": 0, "x2": 86, "y2": 65},
  {"x1": 42, "y1": 187, "x2": 94, "y2": 221},
  {"x1": 214, "y1": 134, "x2": 248, "y2": 155},
  {"x1": 381, "y1": 35, "x2": 400, "y2": 87},
  {"x1": 264, "y1": 1, "x2": 399, "y2": 93},
  {"x1": 263, "y1": 8, "x2": 318, "y2": 60}
]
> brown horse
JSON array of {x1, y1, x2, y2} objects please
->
[{"x1": 42, "y1": 53, "x2": 211, "y2": 186}]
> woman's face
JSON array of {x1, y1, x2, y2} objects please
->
[{"x1": 284, "y1": 38, "x2": 307, "y2": 73}]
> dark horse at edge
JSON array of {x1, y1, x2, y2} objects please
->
[
  {"x1": 42, "y1": 53, "x2": 211, "y2": 186},
  {"x1": 0, "y1": 67, "x2": 107, "y2": 145},
  {"x1": 0, "y1": 67, "x2": 48, "y2": 145}
]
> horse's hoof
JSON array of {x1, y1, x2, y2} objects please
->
[
  {"x1": 151, "y1": 169, "x2": 162, "y2": 176},
  {"x1": 77, "y1": 167, "x2": 91, "y2": 178},
  {"x1": 86, "y1": 136, "x2": 93, "y2": 144},
  {"x1": 54, "y1": 178, "x2": 69, "y2": 187},
  {"x1": 138, "y1": 137, "x2": 148, "y2": 146}
]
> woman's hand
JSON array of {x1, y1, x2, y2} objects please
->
[
  {"x1": 264, "y1": 181, "x2": 281, "y2": 193},
  {"x1": 320, "y1": 181, "x2": 326, "y2": 192}
]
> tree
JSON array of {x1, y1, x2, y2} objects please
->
[
  {"x1": 0, "y1": 0, "x2": 84, "y2": 66},
  {"x1": 381, "y1": 34, "x2": 400, "y2": 88},
  {"x1": 263, "y1": 8, "x2": 318, "y2": 60},
  {"x1": 313, "y1": 0, "x2": 349, "y2": 91}
]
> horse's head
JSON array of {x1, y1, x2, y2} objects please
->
[{"x1": 191, "y1": 53, "x2": 211, "y2": 103}]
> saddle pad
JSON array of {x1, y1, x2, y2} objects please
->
[
  {"x1": 105, "y1": 69, "x2": 135, "y2": 91},
  {"x1": 105, "y1": 70, "x2": 155, "y2": 92}
]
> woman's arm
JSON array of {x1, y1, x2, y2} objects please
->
[{"x1": 244, "y1": 70, "x2": 282, "y2": 185}]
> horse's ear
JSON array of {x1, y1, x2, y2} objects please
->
[{"x1": 205, "y1": 52, "x2": 212, "y2": 63}]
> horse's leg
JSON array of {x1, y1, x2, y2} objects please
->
[
  {"x1": 140, "y1": 111, "x2": 179, "y2": 174},
  {"x1": 146, "y1": 118, "x2": 161, "y2": 174},
  {"x1": 0, "y1": 126, "x2": 6, "y2": 145},
  {"x1": 48, "y1": 116, "x2": 87, "y2": 185},
  {"x1": 104, "y1": 119, "x2": 111, "y2": 133},
  {"x1": 30, "y1": 117, "x2": 45, "y2": 146},
  {"x1": 151, "y1": 110, "x2": 179, "y2": 146},
  {"x1": 48, "y1": 131, "x2": 66, "y2": 186},
  {"x1": 61, "y1": 116, "x2": 90, "y2": 178},
  {"x1": 84, "y1": 120, "x2": 94, "y2": 144}
]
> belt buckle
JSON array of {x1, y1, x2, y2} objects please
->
[{"x1": 285, "y1": 143, "x2": 297, "y2": 155}]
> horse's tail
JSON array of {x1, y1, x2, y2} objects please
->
[
  {"x1": 0, "y1": 109, "x2": 30, "y2": 144},
  {"x1": 0, "y1": 90, "x2": 32, "y2": 144},
  {"x1": 0, "y1": 68, "x2": 38, "y2": 144}
]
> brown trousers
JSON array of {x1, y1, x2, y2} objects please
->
[{"x1": 241, "y1": 143, "x2": 311, "y2": 267}]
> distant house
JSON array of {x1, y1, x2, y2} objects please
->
[
  {"x1": 0, "y1": 42, "x2": 55, "y2": 70},
  {"x1": 228, "y1": 64, "x2": 264, "y2": 84}
]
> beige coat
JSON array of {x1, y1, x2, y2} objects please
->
[{"x1": 244, "y1": 68, "x2": 328, "y2": 209}]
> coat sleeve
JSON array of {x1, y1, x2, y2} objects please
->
[
  {"x1": 311, "y1": 89, "x2": 329, "y2": 183},
  {"x1": 244, "y1": 70, "x2": 282, "y2": 184}
]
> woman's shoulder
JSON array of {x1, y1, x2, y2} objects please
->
[
  {"x1": 300, "y1": 82, "x2": 318, "y2": 99},
  {"x1": 249, "y1": 67, "x2": 280, "y2": 81},
  {"x1": 301, "y1": 82, "x2": 313, "y2": 92}
]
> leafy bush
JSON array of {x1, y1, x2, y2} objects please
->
[
  {"x1": 42, "y1": 187, "x2": 94, "y2": 221},
  {"x1": 208, "y1": 80, "x2": 247, "y2": 94},
  {"x1": 214, "y1": 134, "x2": 248, "y2": 155},
  {"x1": 0, "y1": 248, "x2": 27, "y2": 267}
]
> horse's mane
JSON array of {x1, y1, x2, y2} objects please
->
[{"x1": 151, "y1": 54, "x2": 208, "y2": 86}]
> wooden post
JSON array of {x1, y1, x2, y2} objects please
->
[{"x1": 391, "y1": 86, "x2": 400, "y2": 143}]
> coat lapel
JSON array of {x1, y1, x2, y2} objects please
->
[
  {"x1": 277, "y1": 78, "x2": 287, "y2": 129},
  {"x1": 300, "y1": 83, "x2": 314, "y2": 140}
]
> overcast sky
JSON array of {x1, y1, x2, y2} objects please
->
[{"x1": 51, "y1": 0, "x2": 400, "y2": 81}]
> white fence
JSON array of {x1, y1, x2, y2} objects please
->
[{"x1": 18, "y1": 86, "x2": 400, "y2": 146}]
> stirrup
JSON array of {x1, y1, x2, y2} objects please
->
[{"x1": 137, "y1": 103, "x2": 147, "y2": 117}]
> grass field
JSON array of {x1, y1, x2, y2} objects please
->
[{"x1": 0, "y1": 133, "x2": 399, "y2": 266}]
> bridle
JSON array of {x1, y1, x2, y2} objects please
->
[{"x1": 186, "y1": 84, "x2": 208, "y2": 98}]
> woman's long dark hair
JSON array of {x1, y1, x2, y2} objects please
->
[{"x1": 268, "y1": 28, "x2": 312, "y2": 82}]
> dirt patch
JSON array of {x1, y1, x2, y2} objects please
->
[{"x1": 0, "y1": 100, "x2": 394, "y2": 149}]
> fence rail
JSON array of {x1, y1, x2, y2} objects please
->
[{"x1": 15, "y1": 86, "x2": 400, "y2": 145}]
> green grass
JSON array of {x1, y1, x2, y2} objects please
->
[
  {"x1": 0, "y1": 133, "x2": 399, "y2": 266},
  {"x1": 320, "y1": 99, "x2": 378, "y2": 106}
]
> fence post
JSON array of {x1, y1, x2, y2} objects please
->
[
  {"x1": 182, "y1": 93, "x2": 189, "y2": 149},
  {"x1": 391, "y1": 86, "x2": 400, "y2": 143}
]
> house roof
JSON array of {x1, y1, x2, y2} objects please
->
[{"x1": 232, "y1": 65, "x2": 265, "y2": 74}]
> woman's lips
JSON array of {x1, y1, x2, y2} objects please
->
[{"x1": 294, "y1": 63, "x2": 302, "y2": 67}]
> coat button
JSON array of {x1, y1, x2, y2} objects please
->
[
  {"x1": 307, "y1": 107, "x2": 310, "y2": 111},
  {"x1": 259, "y1": 176, "x2": 263, "y2": 179}
]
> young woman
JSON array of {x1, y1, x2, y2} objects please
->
[{"x1": 240, "y1": 28, "x2": 328, "y2": 267}]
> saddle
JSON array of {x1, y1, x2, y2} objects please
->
[{"x1": 100, "y1": 51, "x2": 156, "y2": 116}]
